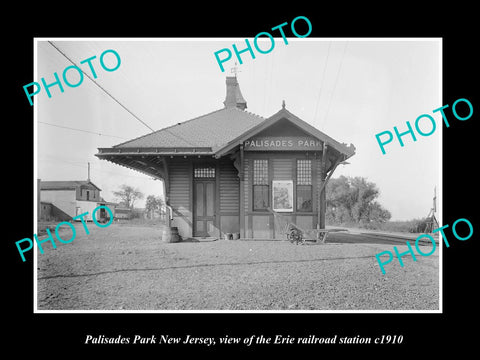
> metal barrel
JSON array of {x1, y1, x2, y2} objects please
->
[{"x1": 162, "y1": 226, "x2": 180, "y2": 243}]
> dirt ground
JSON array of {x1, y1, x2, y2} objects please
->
[{"x1": 36, "y1": 223, "x2": 439, "y2": 311}]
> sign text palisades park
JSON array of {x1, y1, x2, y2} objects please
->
[{"x1": 244, "y1": 136, "x2": 323, "y2": 151}]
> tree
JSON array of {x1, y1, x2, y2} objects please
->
[
  {"x1": 326, "y1": 175, "x2": 391, "y2": 225},
  {"x1": 113, "y1": 184, "x2": 144, "y2": 209},
  {"x1": 145, "y1": 195, "x2": 164, "y2": 219}
]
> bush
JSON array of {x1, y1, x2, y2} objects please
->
[
  {"x1": 381, "y1": 218, "x2": 430, "y2": 233},
  {"x1": 326, "y1": 176, "x2": 391, "y2": 225}
]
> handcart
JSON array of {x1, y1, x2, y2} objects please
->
[{"x1": 267, "y1": 207, "x2": 329, "y2": 245}]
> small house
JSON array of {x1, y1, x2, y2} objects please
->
[{"x1": 39, "y1": 180, "x2": 115, "y2": 221}]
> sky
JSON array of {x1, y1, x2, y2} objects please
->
[{"x1": 35, "y1": 38, "x2": 441, "y2": 221}]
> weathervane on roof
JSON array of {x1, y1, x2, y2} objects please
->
[{"x1": 231, "y1": 61, "x2": 241, "y2": 78}]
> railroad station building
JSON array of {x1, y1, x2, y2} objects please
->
[{"x1": 96, "y1": 76, "x2": 355, "y2": 240}]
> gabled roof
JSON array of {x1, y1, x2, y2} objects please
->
[
  {"x1": 40, "y1": 180, "x2": 102, "y2": 191},
  {"x1": 112, "y1": 107, "x2": 264, "y2": 151},
  {"x1": 96, "y1": 77, "x2": 355, "y2": 176},
  {"x1": 214, "y1": 107, "x2": 356, "y2": 159},
  {"x1": 97, "y1": 106, "x2": 355, "y2": 160}
]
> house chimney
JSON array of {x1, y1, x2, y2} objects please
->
[{"x1": 223, "y1": 76, "x2": 247, "y2": 110}]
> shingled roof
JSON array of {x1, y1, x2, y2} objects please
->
[
  {"x1": 40, "y1": 180, "x2": 101, "y2": 191},
  {"x1": 96, "y1": 76, "x2": 355, "y2": 162},
  {"x1": 113, "y1": 106, "x2": 264, "y2": 150}
]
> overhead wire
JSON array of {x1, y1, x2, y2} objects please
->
[
  {"x1": 47, "y1": 41, "x2": 155, "y2": 132},
  {"x1": 320, "y1": 41, "x2": 348, "y2": 130},
  {"x1": 47, "y1": 41, "x2": 200, "y2": 148},
  {"x1": 269, "y1": 46, "x2": 275, "y2": 111},
  {"x1": 38, "y1": 156, "x2": 157, "y2": 180},
  {"x1": 312, "y1": 41, "x2": 332, "y2": 127},
  {"x1": 38, "y1": 121, "x2": 127, "y2": 140}
]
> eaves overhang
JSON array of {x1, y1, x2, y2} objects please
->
[{"x1": 213, "y1": 107, "x2": 356, "y2": 160}]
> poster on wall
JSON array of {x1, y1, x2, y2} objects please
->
[{"x1": 272, "y1": 180, "x2": 294, "y2": 212}]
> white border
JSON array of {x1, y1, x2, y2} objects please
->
[
  {"x1": 33, "y1": 38, "x2": 39, "y2": 312},
  {"x1": 272, "y1": 180, "x2": 294, "y2": 212},
  {"x1": 438, "y1": 39, "x2": 443, "y2": 314},
  {"x1": 33, "y1": 37, "x2": 443, "y2": 314}
]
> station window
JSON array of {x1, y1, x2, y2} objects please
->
[
  {"x1": 297, "y1": 159, "x2": 312, "y2": 212},
  {"x1": 194, "y1": 166, "x2": 215, "y2": 178},
  {"x1": 253, "y1": 159, "x2": 269, "y2": 210}
]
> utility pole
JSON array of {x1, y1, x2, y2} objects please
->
[{"x1": 425, "y1": 186, "x2": 438, "y2": 233}]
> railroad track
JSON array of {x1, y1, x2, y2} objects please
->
[{"x1": 326, "y1": 230, "x2": 439, "y2": 246}]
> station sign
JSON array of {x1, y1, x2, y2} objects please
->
[{"x1": 244, "y1": 136, "x2": 323, "y2": 151}]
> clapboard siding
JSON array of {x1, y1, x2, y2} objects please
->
[
  {"x1": 272, "y1": 158, "x2": 294, "y2": 180},
  {"x1": 219, "y1": 160, "x2": 239, "y2": 213},
  {"x1": 244, "y1": 158, "x2": 249, "y2": 212},
  {"x1": 315, "y1": 157, "x2": 322, "y2": 214},
  {"x1": 168, "y1": 158, "x2": 190, "y2": 214}
]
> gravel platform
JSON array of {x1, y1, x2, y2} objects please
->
[{"x1": 36, "y1": 223, "x2": 439, "y2": 311}]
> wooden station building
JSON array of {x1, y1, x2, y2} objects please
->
[{"x1": 96, "y1": 77, "x2": 355, "y2": 240}]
